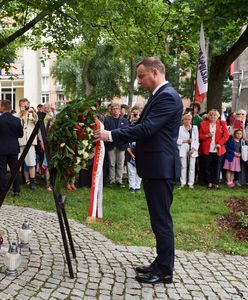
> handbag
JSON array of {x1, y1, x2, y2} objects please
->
[{"x1": 241, "y1": 141, "x2": 248, "y2": 161}]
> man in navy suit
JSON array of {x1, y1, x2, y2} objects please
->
[
  {"x1": 0, "y1": 100, "x2": 23, "y2": 197},
  {"x1": 95, "y1": 57, "x2": 183, "y2": 284}
]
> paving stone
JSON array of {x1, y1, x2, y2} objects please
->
[
  {"x1": 36, "y1": 291, "x2": 52, "y2": 300},
  {"x1": 0, "y1": 293, "x2": 14, "y2": 300},
  {"x1": 0, "y1": 205, "x2": 247, "y2": 300}
]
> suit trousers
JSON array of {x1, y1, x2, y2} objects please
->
[
  {"x1": 142, "y1": 178, "x2": 175, "y2": 273},
  {"x1": 0, "y1": 154, "x2": 20, "y2": 196},
  {"x1": 108, "y1": 147, "x2": 125, "y2": 184}
]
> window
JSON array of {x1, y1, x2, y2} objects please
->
[
  {"x1": 41, "y1": 76, "x2": 49, "y2": 89},
  {"x1": 57, "y1": 93, "x2": 67, "y2": 102},
  {"x1": 1, "y1": 88, "x2": 16, "y2": 109},
  {"x1": 41, "y1": 94, "x2": 49, "y2": 104}
]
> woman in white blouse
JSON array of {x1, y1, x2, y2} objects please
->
[{"x1": 177, "y1": 113, "x2": 199, "y2": 188}]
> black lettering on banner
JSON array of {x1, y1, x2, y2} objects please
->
[{"x1": 198, "y1": 48, "x2": 208, "y2": 84}]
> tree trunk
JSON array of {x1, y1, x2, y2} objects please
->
[
  {"x1": 82, "y1": 59, "x2": 92, "y2": 97},
  {"x1": 207, "y1": 56, "x2": 227, "y2": 113},
  {"x1": 128, "y1": 58, "x2": 136, "y2": 107},
  {"x1": 207, "y1": 26, "x2": 248, "y2": 113}
]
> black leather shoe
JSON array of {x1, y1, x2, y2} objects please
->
[
  {"x1": 135, "y1": 270, "x2": 173, "y2": 284},
  {"x1": 135, "y1": 262, "x2": 156, "y2": 274}
]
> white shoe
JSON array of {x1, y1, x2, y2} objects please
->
[{"x1": 189, "y1": 185, "x2": 194, "y2": 189}]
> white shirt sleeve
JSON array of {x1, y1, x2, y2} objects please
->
[{"x1": 109, "y1": 131, "x2": 113, "y2": 142}]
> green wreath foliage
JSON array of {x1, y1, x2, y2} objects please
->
[{"x1": 47, "y1": 98, "x2": 97, "y2": 193}]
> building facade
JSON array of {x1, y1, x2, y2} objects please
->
[
  {"x1": 232, "y1": 47, "x2": 248, "y2": 112},
  {"x1": 0, "y1": 48, "x2": 67, "y2": 111}
]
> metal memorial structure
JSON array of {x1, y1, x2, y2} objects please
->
[{"x1": 0, "y1": 112, "x2": 76, "y2": 278}]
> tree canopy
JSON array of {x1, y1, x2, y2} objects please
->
[{"x1": 0, "y1": 0, "x2": 248, "y2": 110}]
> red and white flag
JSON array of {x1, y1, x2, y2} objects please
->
[
  {"x1": 195, "y1": 23, "x2": 208, "y2": 103},
  {"x1": 230, "y1": 62, "x2": 235, "y2": 77}
]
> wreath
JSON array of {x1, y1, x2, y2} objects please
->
[{"x1": 47, "y1": 98, "x2": 97, "y2": 194}]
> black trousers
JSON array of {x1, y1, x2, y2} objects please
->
[
  {"x1": 202, "y1": 153, "x2": 222, "y2": 185},
  {"x1": 0, "y1": 154, "x2": 20, "y2": 196},
  {"x1": 142, "y1": 178, "x2": 176, "y2": 273}
]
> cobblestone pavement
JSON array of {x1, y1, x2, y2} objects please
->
[{"x1": 0, "y1": 205, "x2": 247, "y2": 300}]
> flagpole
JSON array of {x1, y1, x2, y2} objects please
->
[
  {"x1": 191, "y1": 22, "x2": 208, "y2": 129},
  {"x1": 188, "y1": 23, "x2": 208, "y2": 183}
]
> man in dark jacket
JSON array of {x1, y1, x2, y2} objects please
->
[
  {"x1": 0, "y1": 100, "x2": 23, "y2": 197},
  {"x1": 95, "y1": 57, "x2": 183, "y2": 284},
  {"x1": 104, "y1": 103, "x2": 129, "y2": 185}
]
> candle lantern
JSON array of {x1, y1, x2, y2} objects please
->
[
  {"x1": 4, "y1": 242, "x2": 21, "y2": 276},
  {"x1": 18, "y1": 221, "x2": 32, "y2": 247}
]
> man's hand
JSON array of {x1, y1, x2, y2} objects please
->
[{"x1": 94, "y1": 129, "x2": 111, "y2": 142}]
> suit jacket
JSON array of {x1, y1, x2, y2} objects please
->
[
  {"x1": 104, "y1": 116, "x2": 129, "y2": 151},
  {"x1": 199, "y1": 120, "x2": 230, "y2": 156},
  {"x1": 111, "y1": 83, "x2": 183, "y2": 179},
  {"x1": 0, "y1": 112, "x2": 23, "y2": 155}
]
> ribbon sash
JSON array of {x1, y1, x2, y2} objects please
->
[{"x1": 88, "y1": 118, "x2": 105, "y2": 219}]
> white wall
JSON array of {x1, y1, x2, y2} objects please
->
[{"x1": 23, "y1": 48, "x2": 41, "y2": 107}]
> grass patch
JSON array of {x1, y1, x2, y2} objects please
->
[{"x1": 4, "y1": 181, "x2": 248, "y2": 255}]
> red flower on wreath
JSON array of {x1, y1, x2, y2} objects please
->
[
  {"x1": 65, "y1": 170, "x2": 73, "y2": 177},
  {"x1": 77, "y1": 113, "x2": 86, "y2": 122},
  {"x1": 72, "y1": 145, "x2": 77, "y2": 152},
  {"x1": 81, "y1": 116, "x2": 86, "y2": 122},
  {"x1": 75, "y1": 124, "x2": 83, "y2": 132},
  {"x1": 90, "y1": 123, "x2": 97, "y2": 130},
  {"x1": 78, "y1": 132, "x2": 88, "y2": 139}
]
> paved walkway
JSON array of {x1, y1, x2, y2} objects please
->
[{"x1": 0, "y1": 205, "x2": 247, "y2": 300}]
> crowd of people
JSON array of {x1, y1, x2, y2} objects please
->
[
  {"x1": 1, "y1": 96, "x2": 248, "y2": 198},
  {"x1": 0, "y1": 99, "x2": 57, "y2": 197},
  {"x1": 178, "y1": 103, "x2": 248, "y2": 189},
  {"x1": 2, "y1": 56, "x2": 246, "y2": 286},
  {"x1": 99, "y1": 100, "x2": 248, "y2": 192}
]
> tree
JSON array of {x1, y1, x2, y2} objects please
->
[
  {"x1": 51, "y1": 45, "x2": 125, "y2": 100},
  {"x1": 0, "y1": 0, "x2": 70, "y2": 57},
  {"x1": 169, "y1": 0, "x2": 248, "y2": 112},
  {"x1": 2, "y1": 0, "x2": 247, "y2": 112},
  {"x1": 0, "y1": 0, "x2": 172, "y2": 101},
  {"x1": 207, "y1": 26, "x2": 248, "y2": 112}
]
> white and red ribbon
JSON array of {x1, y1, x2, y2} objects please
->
[{"x1": 87, "y1": 118, "x2": 105, "y2": 222}]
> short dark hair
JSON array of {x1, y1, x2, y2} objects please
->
[
  {"x1": 121, "y1": 104, "x2": 129, "y2": 109},
  {"x1": 137, "y1": 57, "x2": 165, "y2": 75},
  {"x1": 190, "y1": 102, "x2": 201, "y2": 112},
  {"x1": 0, "y1": 100, "x2": 11, "y2": 111}
]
